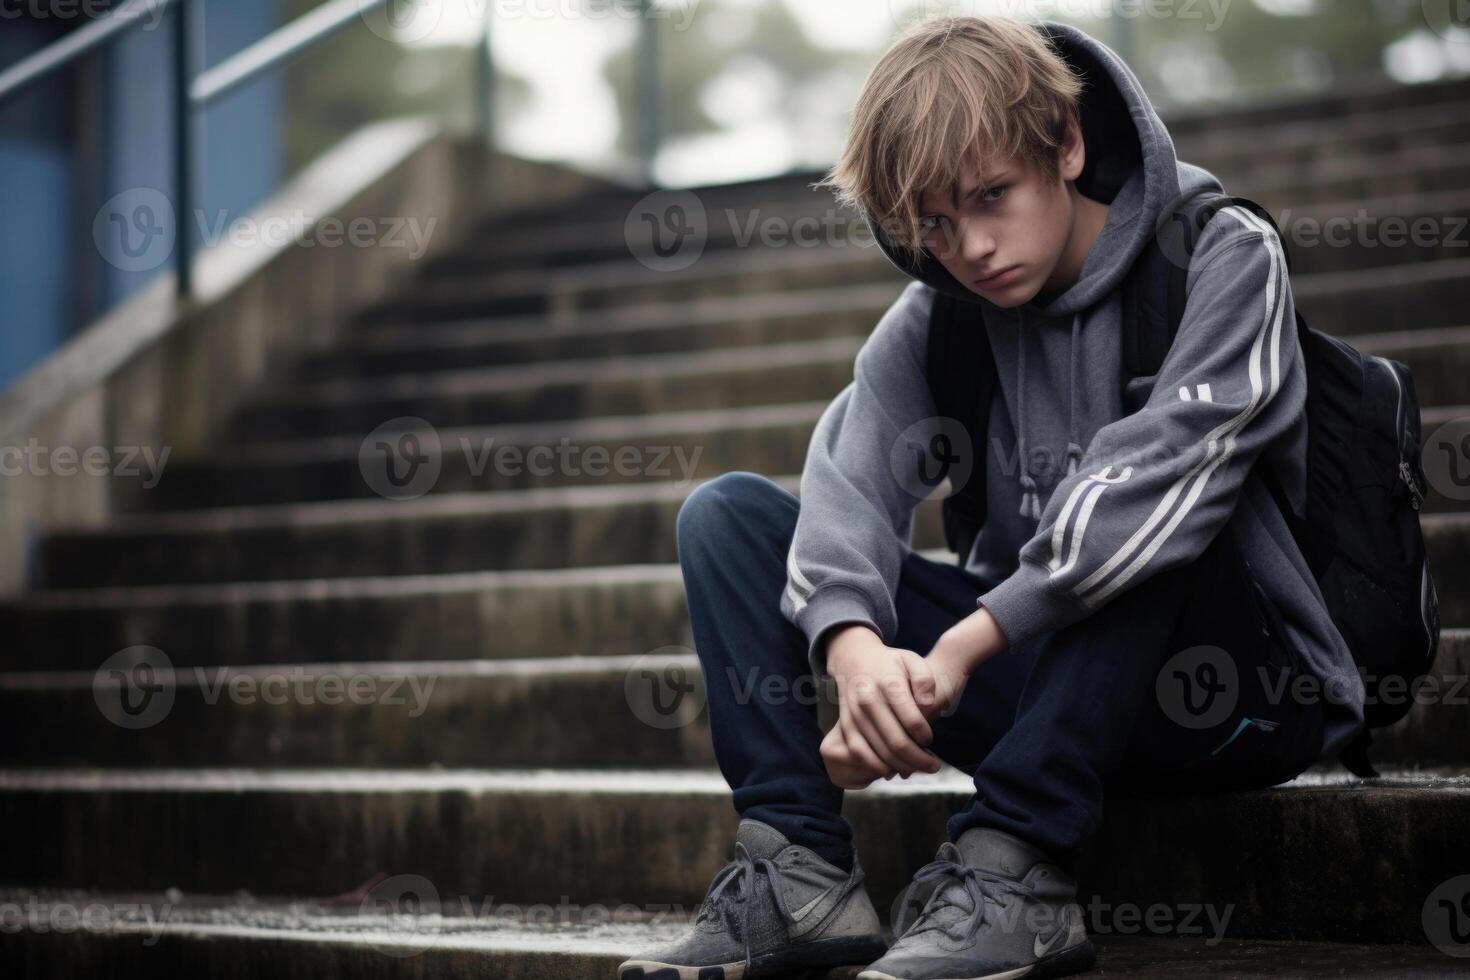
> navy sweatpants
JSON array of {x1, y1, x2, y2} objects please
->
[{"x1": 675, "y1": 471, "x2": 1325, "y2": 873}]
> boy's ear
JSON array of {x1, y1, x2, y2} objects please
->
[{"x1": 1058, "y1": 113, "x2": 1086, "y2": 183}]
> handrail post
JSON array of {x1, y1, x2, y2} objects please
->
[
  {"x1": 635, "y1": 0, "x2": 660, "y2": 188},
  {"x1": 172, "y1": 0, "x2": 196, "y2": 299},
  {"x1": 476, "y1": 12, "x2": 494, "y2": 146}
]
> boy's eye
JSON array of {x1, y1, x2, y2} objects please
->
[{"x1": 918, "y1": 185, "x2": 1009, "y2": 233}]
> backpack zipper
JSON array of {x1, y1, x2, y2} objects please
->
[{"x1": 1371, "y1": 355, "x2": 1424, "y2": 511}]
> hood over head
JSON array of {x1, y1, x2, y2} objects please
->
[
  {"x1": 867, "y1": 18, "x2": 1219, "y2": 318},
  {"x1": 863, "y1": 19, "x2": 1225, "y2": 518}
]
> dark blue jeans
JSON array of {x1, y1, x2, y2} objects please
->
[{"x1": 675, "y1": 471, "x2": 1325, "y2": 874}]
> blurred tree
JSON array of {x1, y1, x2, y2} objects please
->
[{"x1": 277, "y1": 0, "x2": 529, "y2": 176}]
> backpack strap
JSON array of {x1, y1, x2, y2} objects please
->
[{"x1": 925, "y1": 291, "x2": 997, "y2": 564}]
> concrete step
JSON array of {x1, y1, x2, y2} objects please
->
[
  {"x1": 421, "y1": 192, "x2": 859, "y2": 279},
  {"x1": 1267, "y1": 188, "x2": 1470, "y2": 277},
  {"x1": 298, "y1": 283, "x2": 893, "y2": 382},
  {"x1": 399, "y1": 152, "x2": 1470, "y2": 295},
  {"x1": 33, "y1": 473, "x2": 1470, "y2": 598},
  {"x1": 35, "y1": 474, "x2": 802, "y2": 587},
  {"x1": 0, "y1": 654, "x2": 717, "y2": 769},
  {"x1": 4, "y1": 631, "x2": 1465, "y2": 770},
  {"x1": 2, "y1": 890, "x2": 1462, "y2": 978},
  {"x1": 150, "y1": 400, "x2": 1470, "y2": 513},
  {"x1": 1, "y1": 889, "x2": 1465, "y2": 978},
  {"x1": 0, "y1": 562, "x2": 693, "y2": 671},
  {"x1": 1241, "y1": 141, "x2": 1470, "y2": 211},
  {"x1": 0, "y1": 766, "x2": 1466, "y2": 944},
  {"x1": 302, "y1": 250, "x2": 1470, "y2": 387},
  {"x1": 1161, "y1": 73, "x2": 1470, "y2": 139},
  {"x1": 357, "y1": 243, "x2": 901, "y2": 326},
  {"x1": 227, "y1": 336, "x2": 863, "y2": 442},
  {"x1": 230, "y1": 261, "x2": 1470, "y2": 443},
  {"x1": 4, "y1": 515, "x2": 1466, "y2": 667},
  {"x1": 1293, "y1": 255, "x2": 1470, "y2": 335},
  {"x1": 155, "y1": 322, "x2": 1470, "y2": 508},
  {"x1": 155, "y1": 402, "x2": 825, "y2": 509},
  {"x1": 401, "y1": 137, "x2": 1470, "y2": 292},
  {"x1": 1178, "y1": 100, "x2": 1470, "y2": 175},
  {"x1": 360, "y1": 218, "x2": 1467, "y2": 341},
  {"x1": 484, "y1": 169, "x2": 830, "y2": 226}
]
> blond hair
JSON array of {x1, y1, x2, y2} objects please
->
[{"x1": 816, "y1": 15, "x2": 1086, "y2": 271}]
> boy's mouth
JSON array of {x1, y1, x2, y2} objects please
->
[{"x1": 974, "y1": 265, "x2": 1022, "y2": 289}]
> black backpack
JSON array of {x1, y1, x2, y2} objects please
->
[{"x1": 925, "y1": 189, "x2": 1441, "y2": 778}]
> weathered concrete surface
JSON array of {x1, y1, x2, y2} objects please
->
[
  {"x1": 30, "y1": 481, "x2": 1470, "y2": 599},
  {"x1": 1, "y1": 889, "x2": 1465, "y2": 978},
  {"x1": 1, "y1": 632, "x2": 1466, "y2": 770},
  {"x1": 0, "y1": 767, "x2": 1465, "y2": 944}
]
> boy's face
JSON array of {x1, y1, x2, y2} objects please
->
[{"x1": 915, "y1": 116, "x2": 1091, "y2": 309}]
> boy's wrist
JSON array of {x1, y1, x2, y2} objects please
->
[
  {"x1": 936, "y1": 606, "x2": 1008, "y2": 675},
  {"x1": 825, "y1": 623, "x2": 883, "y2": 674}
]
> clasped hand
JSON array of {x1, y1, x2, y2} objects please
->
[{"x1": 818, "y1": 607, "x2": 1007, "y2": 789}]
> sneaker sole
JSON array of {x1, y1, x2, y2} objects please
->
[
  {"x1": 856, "y1": 938, "x2": 1097, "y2": 980},
  {"x1": 619, "y1": 933, "x2": 890, "y2": 979}
]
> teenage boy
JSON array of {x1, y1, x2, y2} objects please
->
[{"x1": 619, "y1": 15, "x2": 1361, "y2": 980}]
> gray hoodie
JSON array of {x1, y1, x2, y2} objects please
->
[{"x1": 779, "y1": 20, "x2": 1365, "y2": 762}]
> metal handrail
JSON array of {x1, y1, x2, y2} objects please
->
[
  {"x1": 192, "y1": 0, "x2": 388, "y2": 106},
  {"x1": 0, "y1": 0, "x2": 180, "y2": 105},
  {"x1": 0, "y1": 0, "x2": 494, "y2": 301}
]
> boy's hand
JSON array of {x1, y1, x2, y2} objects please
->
[
  {"x1": 917, "y1": 607, "x2": 1008, "y2": 723},
  {"x1": 821, "y1": 626, "x2": 944, "y2": 787},
  {"x1": 817, "y1": 610, "x2": 1010, "y2": 789}
]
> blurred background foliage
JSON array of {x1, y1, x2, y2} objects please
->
[{"x1": 276, "y1": 0, "x2": 1470, "y2": 187}]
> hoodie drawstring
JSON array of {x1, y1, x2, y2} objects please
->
[
  {"x1": 1065, "y1": 312, "x2": 1085, "y2": 478},
  {"x1": 1016, "y1": 309, "x2": 1086, "y2": 522},
  {"x1": 1016, "y1": 309, "x2": 1041, "y2": 520}
]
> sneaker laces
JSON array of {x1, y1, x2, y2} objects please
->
[
  {"x1": 694, "y1": 840, "x2": 799, "y2": 975},
  {"x1": 894, "y1": 849, "x2": 1028, "y2": 945}
]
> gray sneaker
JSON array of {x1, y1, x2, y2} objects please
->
[
  {"x1": 617, "y1": 817, "x2": 889, "y2": 979},
  {"x1": 858, "y1": 827, "x2": 1094, "y2": 980}
]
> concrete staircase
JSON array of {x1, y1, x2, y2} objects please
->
[{"x1": 3, "y1": 76, "x2": 1470, "y2": 978}]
